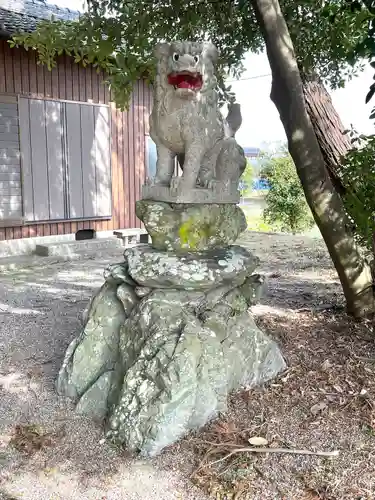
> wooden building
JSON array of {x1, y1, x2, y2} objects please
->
[{"x1": 0, "y1": 0, "x2": 153, "y2": 242}]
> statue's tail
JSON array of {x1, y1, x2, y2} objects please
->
[{"x1": 225, "y1": 102, "x2": 242, "y2": 137}]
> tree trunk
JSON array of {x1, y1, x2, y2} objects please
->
[
  {"x1": 302, "y1": 75, "x2": 351, "y2": 196},
  {"x1": 251, "y1": 0, "x2": 375, "y2": 317}
]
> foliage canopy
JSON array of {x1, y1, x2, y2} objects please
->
[
  {"x1": 9, "y1": 0, "x2": 375, "y2": 109},
  {"x1": 339, "y1": 131, "x2": 375, "y2": 254}
]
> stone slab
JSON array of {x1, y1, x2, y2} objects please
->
[
  {"x1": 35, "y1": 237, "x2": 123, "y2": 257},
  {"x1": 142, "y1": 177, "x2": 240, "y2": 204},
  {"x1": 124, "y1": 244, "x2": 259, "y2": 290}
]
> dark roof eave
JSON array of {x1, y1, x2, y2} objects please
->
[{"x1": 0, "y1": 1, "x2": 80, "y2": 40}]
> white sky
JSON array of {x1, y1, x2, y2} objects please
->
[
  {"x1": 230, "y1": 51, "x2": 375, "y2": 149},
  {"x1": 53, "y1": 0, "x2": 375, "y2": 149}
]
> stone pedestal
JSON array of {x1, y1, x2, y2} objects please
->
[
  {"x1": 136, "y1": 200, "x2": 246, "y2": 252},
  {"x1": 142, "y1": 178, "x2": 240, "y2": 204},
  {"x1": 57, "y1": 238, "x2": 286, "y2": 457}
]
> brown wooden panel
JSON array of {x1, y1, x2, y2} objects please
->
[
  {"x1": 86, "y1": 64, "x2": 93, "y2": 102},
  {"x1": 18, "y1": 47, "x2": 28, "y2": 94},
  {"x1": 104, "y1": 79, "x2": 110, "y2": 105},
  {"x1": 3, "y1": 43, "x2": 14, "y2": 93},
  {"x1": 35, "y1": 57, "x2": 45, "y2": 97},
  {"x1": 65, "y1": 57, "x2": 73, "y2": 101},
  {"x1": 44, "y1": 63, "x2": 53, "y2": 98},
  {"x1": 78, "y1": 63, "x2": 86, "y2": 102},
  {"x1": 0, "y1": 43, "x2": 5, "y2": 94},
  {"x1": 57, "y1": 222, "x2": 65, "y2": 234},
  {"x1": 92, "y1": 69, "x2": 100, "y2": 104},
  {"x1": 115, "y1": 108, "x2": 124, "y2": 229},
  {"x1": 57, "y1": 56, "x2": 66, "y2": 100},
  {"x1": 12, "y1": 48, "x2": 22, "y2": 94},
  {"x1": 127, "y1": 93, "x2": 135, "y2": 228},
  {"x1": 51, "y1": 63, "x2": 59, "y2": 99},
  {"x1": 94, "y1": 106, "x2": 111, "y2": 217},
  {"x1": 72, "y1": 61, "x2": 80, "y2": 101},
  {"x1": 134, "y1": 82, "x2": 141, "y2": 218},
  {"x1": 28, "y1": 51, "x2": 38, "y2": 95},
  {"x1": 12, "y1": 223, "x2": 22, "y2": 239},
  {"x1": 122, "y1": 108, "x2": 130, "y2": 228},
  {"x1": 111, "y1": 105, "x2": 119, "y2": 230},
  {"x1": 137, "y1": 81, "x2": 145, "y2": 227},
  {"x1": 43, "y1": 224, "x2": 51, "y2": 237}
]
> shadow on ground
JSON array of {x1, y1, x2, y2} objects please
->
[{"x1": 0, "y1": 231, "x2": 355, "y2": 499}]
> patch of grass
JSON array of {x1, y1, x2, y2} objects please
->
[{"x1": 245, "y1": 213, "x2": 277, "y2": 233}]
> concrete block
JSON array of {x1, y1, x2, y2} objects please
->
[{"x1": 35, "y1": 237, "x2": 123, "y2": 257}]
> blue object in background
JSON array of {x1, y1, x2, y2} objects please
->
[{"x1": 253, "y1": 178, "x2": 270, "y2": 191}]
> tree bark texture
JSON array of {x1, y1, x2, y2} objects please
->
[
  {"x1": 251, "y1": 0, "x2": 374, "y2": 317},
  {"x1": 302, "y1": 76, "x2": 351, "y2": 196}
]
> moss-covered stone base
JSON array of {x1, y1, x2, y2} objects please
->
[{"x1": 136, "y1": 200, "x2": 247, "y2": 252}]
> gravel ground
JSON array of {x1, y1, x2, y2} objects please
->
[
  {"x1": 1, "y1": 232, "x2": 374, "y2": 499},
  {"x1": 0, "y1": 247, "x2": 206, "y2": 500}
]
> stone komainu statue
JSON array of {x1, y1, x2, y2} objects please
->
[{"x1": 149, "y1": 41, "x2": 247, "y2": 193}]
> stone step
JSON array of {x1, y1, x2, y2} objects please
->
[
  {"x1": 113, "y1": 228, "x2": 150, "y2": 246},
  {"x1": 35, "y1": 237, "x2": 123, "y2": 257},
  {"x1": 0, "y1": 246, "x2": 128, "y2": 274}
]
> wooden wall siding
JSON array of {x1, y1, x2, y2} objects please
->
[
  {"x1": 0, "y1": 40, "x2": 152, "y2": 241},
  {"x1": 0, "y1": 97, "x2": 22, "y2": 219}
]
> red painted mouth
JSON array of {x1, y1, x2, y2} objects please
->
[{"x1": 167, "y1": 71, "x2": 203, "y2": 90}]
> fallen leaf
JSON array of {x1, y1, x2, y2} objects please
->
[
  {"x1": 248, "y1": 436, "x2": 268, "y2": 446},
  {"x1": 310, "y1": 402, "x2": 327, "y2": 416}
]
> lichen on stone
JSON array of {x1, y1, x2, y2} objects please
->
[
  {"x1": 57, "y1": 243, "x2": 286, "y2": 457},
  {"x1": 136, "y1": 200, "x2": 247, "y2": 253}
]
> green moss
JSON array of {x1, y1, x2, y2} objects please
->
[{"x1": 178, "y1": 217, "x2": 215, "y2": 249}]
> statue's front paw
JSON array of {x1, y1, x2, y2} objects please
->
[
  {"x1": 197, "y1": 177, "x2": 210, "y2": 188},
  {"x1": 153, "y1": 177, "x2": 171, "y2": 187},
  {"x1": 177, "y1": 177, "x2": 196, "y2": 194}
]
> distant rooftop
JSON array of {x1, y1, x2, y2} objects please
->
[
  {"x1": 0, "y1": 0, "x2": 80, "y2": 37},
  {"x1": 243, "y1": 147, "x2": 261, "y2": 157}
]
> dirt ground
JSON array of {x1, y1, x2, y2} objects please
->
[{"x1": 1, "y1": 232, "x2": 375, "y2": 499}]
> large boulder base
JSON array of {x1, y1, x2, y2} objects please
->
[
  {"x1": 57, "y1": 245, "x2": 286, "y2": 457},
  {"x1": 136, "y1": 200, "x2": 247, "y2": 252}
]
